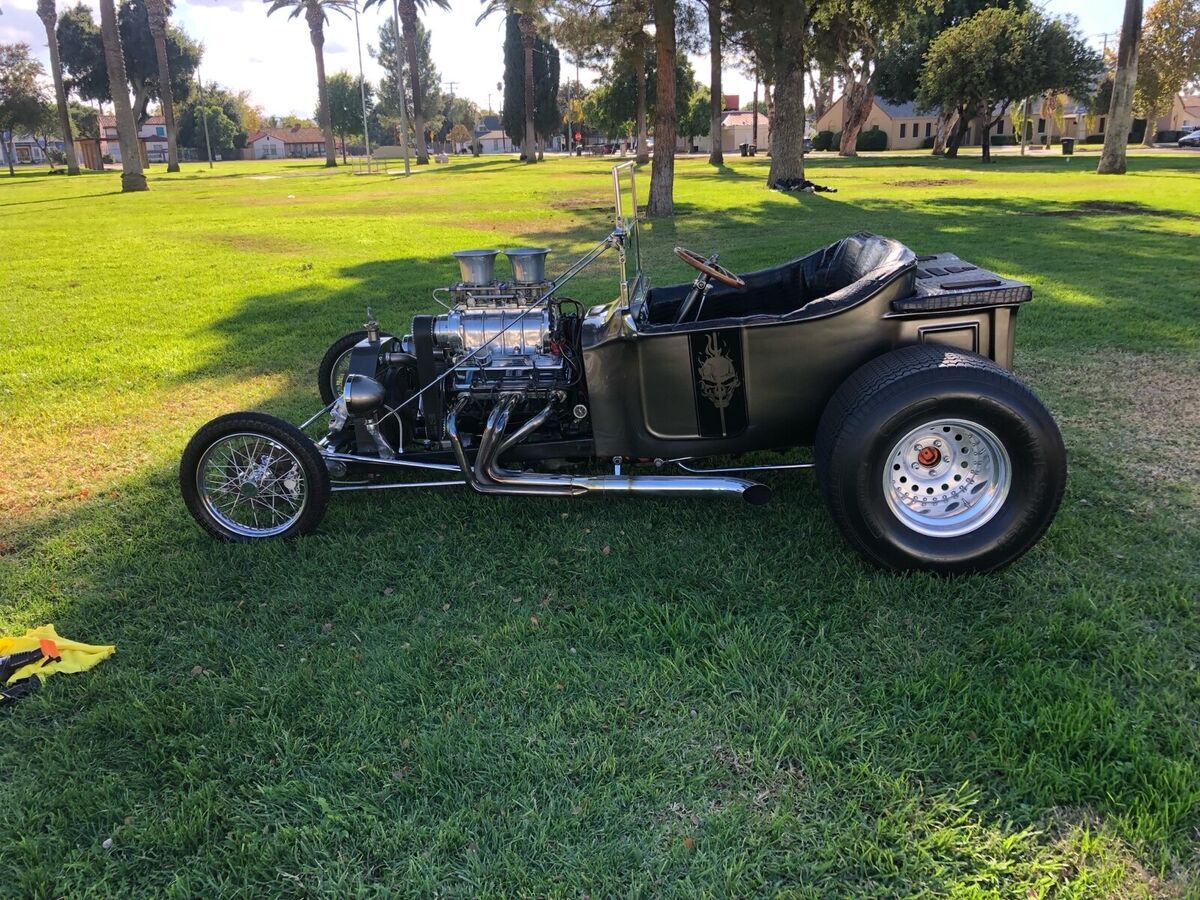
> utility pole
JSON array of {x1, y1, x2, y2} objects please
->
[
  {"x1": 390, "y1": 0, "x2": 411, "y2": 175},
  {"x1": 353, "y1": 1, "x2": 372, "y2": 165},
  {"x1": 197, "y1": 67, "x2": 213, "y2": 169}
]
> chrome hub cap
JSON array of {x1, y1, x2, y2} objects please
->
[
  {"x1": 197, "y1": 433, "x2": 307, "y2": 537},
  {"x1": 883, "y1": 419, "x2": 1011, "y2": 537}
]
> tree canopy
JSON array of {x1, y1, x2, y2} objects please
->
[
  {"x1": 56, "y1": 0, "x2": 201, "y2": 122},
  {"x1": 582, "y1": 52, "x2": 697, "y2": 138},
  {"x1": 918, "y1": 6, "x2": 1100, "y2": 159}
]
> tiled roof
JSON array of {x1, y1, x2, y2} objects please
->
[
  {"x1": 721, "y1": 111, "x2": 768, "y2": 127},
  {"x1": 247, "y1": 126, "x2": 327, "y2": 144}
]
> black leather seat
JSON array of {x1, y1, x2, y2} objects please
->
[{"x1": 643, "y1": 232, "x2": 916, "y2": 328}]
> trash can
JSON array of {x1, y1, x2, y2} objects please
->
[
  {"x1": 575, "y1": 146, "x2": 583, "y2": 156},
  {"x1": 1061, "y1": 138, "x2": 1075, "y2": 156},
  {"x1": 749, "y1": 144, "x2": 757, "y2": 156},
  {"x1": 739, "y1": 142, "x2": 749, "y2": 157}
]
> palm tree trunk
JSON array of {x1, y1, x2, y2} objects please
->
[
  {"x1": 38, "y1": 0, "x2": 80, "y2": 175},
  {"x1": 307, "y1": 11, "x2": 338, "y2": 167},
  {"x1": 98, "y1": 0, "x2": 147, "y2": 190},
  {"x1": 647, "y1": 0, "x2": 676, "y2": 217},
  {"x1": 146, "y1": 0, "x2": 179, "y2": 172},
  {"x1": 634, "y1": 31, "x2": 649, "y2": 165},
  {"x1": 401, "y1": 0, "x2": 428, "y2": 164},
  {"x1": 519, "y1": 15, "x2": 537, "y2": 165},
  {"x1": 1098, "y1": 0, "x2": 1142, "y2": 174},
  {"x1": 388, "y1": 3, "x2": 411, "y2": 175},
  {"x1": 707, "y1": 0, "x2": 722, "y2": 165}
]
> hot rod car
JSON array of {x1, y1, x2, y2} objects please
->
[{"x1": 180, "y1": 164, "x2": 1066, "y2": 572}]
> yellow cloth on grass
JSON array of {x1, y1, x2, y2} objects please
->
[{"x1": 0, "y1": 624, "x2": 115, "y2": 685}]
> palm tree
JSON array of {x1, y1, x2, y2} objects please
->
[
  {"x1": 98, "y1": 0, "x2": 147, "y2": 190},
  {"x1": 1097, "y1": 0, "x2": 1143, "y2": 174},
  {"x1": 264, "y1": 0, "x2": 355, "y2": 167},
  {"x1": 145, "y1": 0, "x2": 179, "y2": 172},
  {"x1": 479, "y1": 0, "x2": 541, "y2": 164},
  {"x1": 37, "y1": 0, "x2": 81, "y2": 175},
  {"x1": 364, "y1": 0, "x2": 448, "y2": 165},
  {"x1": 705, "y1": 0, "x2": 722, "y2": 166}
]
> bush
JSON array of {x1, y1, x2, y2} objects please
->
[
  {"x1": 813, "y1": 130, "x2": 835, "y2": 151},
  {"x1": 1154, "y1": 130, "x2": 1181, "y2": 143},
  {"x1": 1129, "y1": 120, "x2": 1146, "y2": 143},
  {"x1": 990, "y1": 134, "x2": 1015, "y2": 146},
  {"x1": 921, "y1": 136, "x2": 935, "y2": 149},
  {"x1": 1082, "y1": 134, "x2": 1105, "y2": 144},
  {"x1": 821, "y1": 128, "x2": 888, "y2": 152},
  {"x1": 856, "y1": 128, "x2": 888, "y2": 151}
]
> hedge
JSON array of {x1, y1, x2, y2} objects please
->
[
  {"x1": 812, "y1": 128, "x2": 888, "y2": 152},
  {"x1": 1155, "y1": 130, "x2": 1182, "y2": 143}
]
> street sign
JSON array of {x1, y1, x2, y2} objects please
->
[
  {"x1": 574, "y1": 132, "x2": 582, "y2": 142},
  {"x1": 2, "y1": 129, "x2": 11, "y2": 143}
]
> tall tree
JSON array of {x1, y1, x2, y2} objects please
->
[
  {"x1": 0, "y1": 43, "x2": 49, "y2": 176},
  {"x1": 264, "y1": 0, "x2": 354, "y2": 167},
  {"x1": 1135, "y1": 0, "x2": 1200, "y2": 146},
  {"x1": 144, "y1": 0, "x2": 178, "y2": 170},
  {"x1": 1097, "y1": 0, "x2": 1143, "y2": 174},
  {"x1": 533, "y1": 37, "x2": 561, "y2": 156},
  {"x1": 370, "y1": 14, "x2": 440, "y2": 159},
  {"x1": 730, "y1": 0, "x2": 817, "y2": 188},
  {"x1": 581, "y1": 50, "x2": 696, "y2": 143},
  {"x1": 647, "y1": 0, "x2": 676, "y2": 216},
  {"x1": 365, "y1": 0, "x2": 448, "y2": 164},
  {"x1": 481, "y1": 0, "x2": 547, "y2": 163},
  {"x1": 98, "y1": 0, "x2": 147, "y2": 189},
  {"x1": 37, "y1": 0, "x2": 81, "y2": 174},
  {"x1": 875, "y1": 0, "x2": 1029, "y2": 155},
  {"x1": 918, "y1": 7, "x2": 1099, "y2": 162},
  {"x1": 178, "y1": 83, "x2": 247, "y2": 155},
  {"x1": 324, "y1": 70, "x2": 372, "y2": 162},
  {"x1": 704, "y1": 0, "x2": 723, "y2": 164},
  {"x1": 56, "y1": 2, "x2": 200, "y2": 126},
  {"x1": 553, "y1": 0, "x2": 652, "y2": 163}
]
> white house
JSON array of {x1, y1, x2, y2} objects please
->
[
  {"x1": 0, "y1": 134, "x2": 66, "y2": 166},
  {"x1": 98, "y1": 114, "x2": 169, "y2": 163},
  {"x1": 244, "y1": 126, "x2": 331, "y2": 159}
]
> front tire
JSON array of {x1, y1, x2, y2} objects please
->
[
  {"x1": 815, "y1": 345, "x2": 1066, "y2": 573},
  {"x1": 180, "y1": 412, "x2": 331, "y2": 541},
  {"x1": 318, "y1": 330, "x2": 391, "y2": 405}
]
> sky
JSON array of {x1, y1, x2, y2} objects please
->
[{"x1": 1, "y1": 0, "x2": 1129, "y2": 120}]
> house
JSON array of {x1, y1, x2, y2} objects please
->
[
  {"x1": 813, "y1": 96, "x2": 1091, "y2": 150},
  {"x1": 477, "y1": 129, "x2": 511, "y2": 153},
  {"x1": 0, "y1": 134, "x2": 66, "y2": 166},
  {"x1": 681, "y1": 101, "x2": 771, "y2": 154},
  {"x1": 814, "y1": 98, "x2": 941, "y2": 150},
  {"x1": 98, "y1": 114, "x2": 170, "y2": 163},
  {"x1": 245, "y1": 126, "x2": 331, "y2": 159},
  {"x1": 1158, "y1": 94, "x2": 1200, "y2": 133}
]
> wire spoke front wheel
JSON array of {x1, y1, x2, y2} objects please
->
[{"x1": 197, "y1": 433, "x2": 308, "y2": 538}]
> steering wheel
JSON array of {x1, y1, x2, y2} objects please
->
[{"x1": 674, "y1": 246, "x2": 746, "y2": 289}]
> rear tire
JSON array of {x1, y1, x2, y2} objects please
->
[
  {"x1": 815, "y1": 345, "x2": 1066, "y2": 573},
  {"x1": 180, "y1": 412, "x2": 331, "y2": 542}
]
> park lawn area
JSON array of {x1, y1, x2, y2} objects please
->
[{"x1": 1, "y1": 151, "x2": 1198, "y2": 897}]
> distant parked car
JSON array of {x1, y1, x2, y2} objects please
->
[
  {"x1": 803, "y1": 138, "x2": 814, "y2": 153},
  {"x1": 1178, "y1": 130, "x2": 1200, "y2": 148}
]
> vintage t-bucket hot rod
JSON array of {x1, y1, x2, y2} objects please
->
[{"x1": 180, "y1": 164, "x2": 1066, "y2": 572}]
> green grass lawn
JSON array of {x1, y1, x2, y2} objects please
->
[{"x1": 2, "y1": 151, "x2": 1198, "y2": 897}]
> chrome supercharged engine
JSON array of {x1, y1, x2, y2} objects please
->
[{"x1": 408, "y1": 248, "x2": 579, "y2": 395}]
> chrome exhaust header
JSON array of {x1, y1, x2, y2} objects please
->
[{"x1": 446, "y1": 395, "x2": 770, "y2": 504}]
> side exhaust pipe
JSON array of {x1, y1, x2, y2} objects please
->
[{"x1": 446, "y1": 395, "x2": 770, "y2": 505}]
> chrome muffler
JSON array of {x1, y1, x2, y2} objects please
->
[{"x1": 446, "y1": 395, "x2": 770, "y2": 504}]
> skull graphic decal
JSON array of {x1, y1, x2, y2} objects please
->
[
  {"x1": 690, "y1": 330, "x2": 746, "y2": 438},
  {"x1": 698, "y1": 333, "x2": 741, "y2": 410}
]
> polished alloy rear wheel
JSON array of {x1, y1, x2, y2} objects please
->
[{"x1": 882, "y1": 419, "x2": 1011, "y2": 538}]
